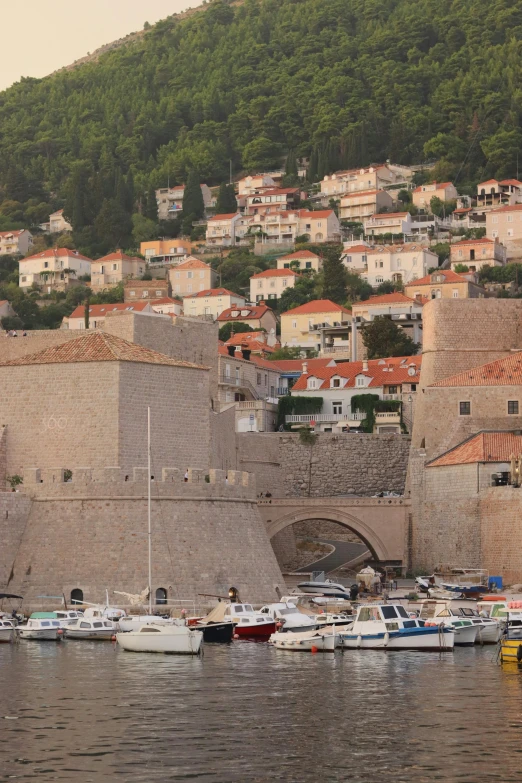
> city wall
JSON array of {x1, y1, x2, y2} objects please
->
[{"x1": 4, "y1": 468, "x2": 285, "y2": 608}]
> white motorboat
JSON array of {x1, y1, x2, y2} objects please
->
[
  {"x1": 0, "y1": 618, "x2": 17, "y2": 643},
  {"x1": 477, "y1": 600, "x2": 522, "y2": 639},
  {"x1": 118, "y1": 614, "x2": 173, "y2": 633},
  {"x1": 258, "y1": 602, "x2": 317, "y2": 632},
  {"x1": 340, "y1": 604, "x2": 455, "y2": 651},
  {"x1": 297, "y1": 579, "x2": 351, "y2": 599},
  {"x1": 314, "y1": 612, "x2": 354, "y2": 628},
  {"x1": 453, "y1": 606, "x2": 501, "y2": 643},
  {"x1": 19, "y1": 614, "x2": 62, "y2": 641},
  {"x1": 418, "y1": 601, "x2": 480, "y2": 646},
  {"x1": 53, "y1": 609, "x2": 83, "y2": 628},
  {"x1": 116, "y1": 623, "x2": 203, "y2": 654},
  {"x1": 270, "y1": 628, "x2": 336, "y2": 652},
  {"x1": 65, "y1": 618, "x2": 116, "y2": 640}
]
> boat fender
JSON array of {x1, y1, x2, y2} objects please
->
[
  {"x1": 311, "y1": 645, "x2": 318, "y2": 653},
  {"x1": 233, "y1": 633, "x2": 239, "y2": 640},
  {"x1": 356, "y1": 635, "x2": 362, "y2": 648},
  {"x1": 111, "y1": 635, "x2": 117, "y2": 642},
  {"x1": 517, "y1": 645, "x2": 522, "y2": 663},
  {"x1": 384, "y1": 632, "x2": 389, "y2": 647}
]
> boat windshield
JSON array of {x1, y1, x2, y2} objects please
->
[
  {"x1": 279, "y1": 608, "x2": 298, "y2": 616},
  {"x1": 491, "y1": 605, "x2": 508, "y2": 618}
]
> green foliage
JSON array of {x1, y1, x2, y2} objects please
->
[
  {"x1": 431, "y1": 242, "x2": 450, "y2": 265},
  {"x1": 269, "y1": 346, "x2": 304, "y2": 360},
  {"x1": 361, "y1": 316, "x2": 419, "y2": 360},
  {"x1": 242, "y1": 136, "x2": 282, "y2": 172},
  {"x1": 453, "y1": 263, "x2": 469, "y2": 273},
  {"x1": 350, "y1": 393, "x2": 401, "y2": 433},
  {"x1": 277, "y1": 395, "x2": 323, "y2": 430},
  {"x1": 479, "y1": 262, "x2": 522, "y2": 284},
  {"x1": 430, "y1": 197, "x2": 457, "y2": 217},
  {"x1": 299, "y1": 427, "x2": 318, "y2": 447},
  {"x1": 215, "y1": 183, "x2": 237, "y2": 214},
  {"x1": 321, "y1": 245, "x2": 346, "y2": 304},
  {"x1": 218, "y1": 321, "x2": 256, "y2": 341},
  {"x1": 285, "y1": 150, "x2": 298, "y2": 178},
  {"x1": 375, "y1": 280, "x2": 403, "y2": 295},
  {"x1": 277, "y1": 274, "x2": 317, "y2": 312},
  {"x1": 397, "y1": 190, "x2": 411, "y2": 204},
  {"x1": 132, "y1": 213, "x2": 158, "y2": 244},
  {"x1": 6, "y1": 474, "x2": 23, "y2": 490}
]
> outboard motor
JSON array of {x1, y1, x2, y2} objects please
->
[{"x1": 350, "y1": 584, "x2": 359, "y2": 601}]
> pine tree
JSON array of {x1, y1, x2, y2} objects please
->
[
  {"x1": 143, "y1": 187, "x2": 158, "y2": 221},
  {"x1": 5, "y1": 166, "x2": 28, "y2": 202},
  {"x1": 308, "y1": 147, "x2": 318, "y2": 183},
  {"x1": 322, "y1": 246, "x2": 346, "y2": 304},
  {"x1": 215, "y1": 182, "x2": 237, "y2": 213},
  {"x1": 285, "y1": 150, "x2": 298, "y2": 177}
]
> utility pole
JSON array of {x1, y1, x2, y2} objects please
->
[{"x1": 229, "y1": 159, "x2": 232, "y2": 185}]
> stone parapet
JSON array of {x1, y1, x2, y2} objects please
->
[{"x1": 21, "y1": 466, "x2": 255, "y2": 499}]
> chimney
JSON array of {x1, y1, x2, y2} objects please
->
[
  {"x1": 414, "y1": 294, "x2": 423, "y2": 302},
  {"x1": 241, "y1": 345, "x2": 251, "y2": 361},
  {"x1": 226, "y1": 344, "x2": 235, "y2": 357},
  {"x1": 302, "y1": 361, "x2": 308, "y2": 374},
  {"x1": 363, "y1": 360, "x2": 368, "y2": 372}
]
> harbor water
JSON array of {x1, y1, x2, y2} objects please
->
[{"x1": 1, "y1": 641, "x2": 521, "y2": 782}]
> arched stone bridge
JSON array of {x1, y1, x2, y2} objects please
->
[{"x1": 258, "y1": 496, "x2": 411, "y2": 564}]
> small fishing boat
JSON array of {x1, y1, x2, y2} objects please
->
[
  {"x1": 53, "y1": 609, "x2": 83, "y2": 628},
  {"x1": 187, "y1": 603, "x2": 237, "y2": 643},
  {"x1": 270, "y1": 628, "x2": 336, "y2": 652},
  {"x1": 418, "y1": 601, "x2": 479, "y2": 646},
  {"x1": 259, "y1": 602, "x2": 318, "y2": 632},
  {"x1": 118, "y1": 614, "x2": 172, "y2": 633},
  {"x1": 18, "y1": 614, "x2": 62, "y2": 641},
  {"x1": 479, "y1": 601, "x2": 522, "y2": 640},
  {"x1": 222, "y1": 602, "x2": 276, "y2": 638},
  {"x1": 0, "y1": 618, "x2": 17, "y2": 643},
  {"x1": 116, "y1": 623, "x2": 203, "y2": 654},
  {"x1": 340, "y1": 604, "x2": 455, "y2": 651},
  {"x1": 65, "y1": 618, "x2": 116, "y2": 640},
  {"x1": 314, "y1": 612, "x2": 354, "y2": 628}
]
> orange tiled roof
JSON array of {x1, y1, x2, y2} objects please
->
[
  {"x1": 490, "y1": 204, "x2": 522, "y2": 214},
  {"x1": 431, "y1": 353, "x2": 522, "y2": 387},
  {"x1": 0, "y1": 229, "x2": 25, "y2": 238},
  {"x1": 280, "y1": 250, "x2": 320, "y2": 260},
  {"x1": 407, "y1": 270, "x2": 470, "y2": 286},
  {"x1": 69, "y1": 302, "x2": 151, "y2": 319},
  {"x1": 95, "y1": 250, "x2": 141, "y2": 262},
  {"x1": 357, "y1": 293, "x2": 421, "y2": 306},
  {"x1": 343, "y1": 244, "x2": 371, "y2": 253},
  {"x1": 428, "y1": 432, "x2": 522, "y2": 468},
  {"x1": 413, "y1": 181, "x2": 454, "y2": 193},
  {"x1": 291, "y1": 355, "x2": 421, "y2": 391},
  {"x1": 150, "y1": 297, "x2": 182, "y2": 306},
  {"x1": 217, "y1": 344, "x2": 280, "y2": 370},
  {"x1": 282, "y1": 299, "x2": 351, "y2": 317},
  {"x1": 298, "y1": 209, "x2": 335, "y2": 219},
  {"x1": 208, "y1": 213, "x2": 240, "y2": 221},
  {"x1": 251, "y1": 268, "x2": 300, "y2": 279},
  {"x1": 0, "y1": 332, "x2": 206, "y2": 369},
  {"x1": 175, "y1": 257, "x2": 212, "y2": 270},
  {"x1": 217, "y1": 303, "x2": 275, "y2": 322},
  {"x1": 369, "y1": 212, "x2": 409, "y2": 219},
  {"x1": 451, "y1": 238, "x2": 494, "y2": 246},
  {"x1": 186, "y1": 288, "x2": 238, "y2": 298},
  {"x1": 22, "y1": 248, "x2": 92, "y2": 263}
]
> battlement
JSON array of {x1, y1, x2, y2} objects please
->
[{"x1": 20, "y1": 466, "x2": 256, "y2": 499}]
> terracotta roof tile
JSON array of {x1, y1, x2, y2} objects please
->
[
  {"x1": 428, "y1": 431, "x2": 522, "y2": 468},
  {"x1": 175, "y1": 257, "x2": 212, "y2": 270},
  {"x1": 251, "y1": 268, "x2": 300, "y2": 279},
  {"x1": 407, "y1": 270, "x2": 470, "y2": 286},
  {"x1": 22, "y1": 248, "x2": 92, "y2": 263},
  {"x1": 490, "y1": 204, "x2": 522, "y2": 214},
  {"x1": 431, "y1": 353, "x2": 522, "y2": 387},
  {"x1": 282, "y1": 299, "x2": 351, "y2": 317},
  {"x1": 356, "y1": 293, "x2": 420, "y2": 306},
  {"x1": 185, "y1": 288, "x2": 239, "y2": 298},
  {"x1": 69, "y1": 302, "x2": 151, "y2": 319},
  {"x1": 208, "y1": 213, "x2": 240, "y2": 221},
  {"x1": 95, "y1": 250, "x2": 142, "y2": 262},
  {"x1": 217, "y1": 303, "x2": 275, "y2": 321},
  {"x1": 291, "y1": 355, "x2": 421, "y2": 391},
  {"x1": 0, "y1": 332, "x2": 206, "y2": 369},
  {"x1": 279, "y1": 250, "x2": 320, "y2": 260}
]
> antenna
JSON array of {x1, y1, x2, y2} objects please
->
[{"x1": 147, "y1": 406, "x2": 152, "y2": 614}]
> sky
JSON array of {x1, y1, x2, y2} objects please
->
[{"x1": 0, "y1": 0, "x2": 192, "y2": 92}]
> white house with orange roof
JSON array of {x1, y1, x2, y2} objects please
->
[
  {"x1": 320, "y1": 165, "x2": 398, "y2": 198},
  {"x1": 183, "y1": 288, "x2": 245, "y2": 320},
  {"x1": 351, "y1": 243, "x2": 437, "y2": 287},
  {"x1": 90, "y1": 250, "x2": 145, "y2": 292},
  {"x1": 476, "y1": 178, "x2": 522, "y2": 210},
  {"x1": 450, "y1": 238, "x2": 506, "y2": 272},
  {"x1": 281, "y1": 299, "x2": 352, "y2": 350},
  {"x1": 150, "y1": 298, "x2": 183, "y2": 316},
  {"x1": 287, "y1": 355, "x2": 422, "y2": 433},
  {"x1": 217, "y1": 302, "x2": 278, "y2": 333},
  {"x1": 405, "y1": 269, "x2": 488, "y2": 300},
  {"x1": 65, "y1": 301, "x2": 155, "y2": 330},
  {"x1": 206, "y1": 213, "x2": 243, "y2": 246},
  {"x1": 237, "y1": 174, "x2": 276, "y2": 196},
  {"x1": 486, "y1": 204, "x2": 522, "y2": 252},
  {"x1": 224, "y1": 330, "x2": 279, "y2": 358},
  {"x1": 0, "y1": 229, "x2": 33, "y2": 256},
  {"x1": 250, "y1": 268, "x2": 300, "y2": 303},
  {"x1": 277, "y1": 249, "x2": 322, "y2": 272},
  {"x1": 351, "y1": 292, "x2": 424, "y2": 347},
  {"x1": 339, "y1": 189, "x2": 394, "y2": 223},
  {"x1": 49, "y1": 209, "x2": 72, "y2": 234},
  {"x1": 19, "y1": 248, "x2": 91, "y2": 291},
  {"x1": 245, "y1": 188, "x2": 300, "y2": 216},
  {"x1": 168, "y1": 257, "x2": 218, "y2": 296},
  {"x1": 412, "y1": 181, "x2": 458, "y2": 209}
]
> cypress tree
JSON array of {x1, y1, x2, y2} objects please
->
[
  {"x1": 215, "y1": 182, "x2": 237, "y2": 213},
  {"x1": 308, "y1": 147, "x2": 318, "y2": 183},
  {"x1": 182, "y1": 170, "x2": 205, "y2": 221},
  {"x1": 285, "y1": 150, "x2": 298, "y2": 177},
  {"x1": 322, "y1": 245, "x2": 347, "y2": 304}
]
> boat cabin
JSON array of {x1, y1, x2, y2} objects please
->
[
  {"x1": 353, "y1": 604, "x2": 423, "y2": 630},
  {"x1": 26, "y1": 617, "x2": 61, "y2": 630},
  {"x1": 77, "y1": 619, "x2": 114, "y2": 631}
]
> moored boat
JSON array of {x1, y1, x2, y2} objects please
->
[
  {"x1": 65, "y1": 618, "x2": 116, "y2": 640},
  {"x1": 297, "y1": 579, "x2": 352, "y2": 599},
  {"x1": 18, "y1": 614, "x2": 62, "y2": 641},
  {"x1": 221, "y1": 602, "x2": 276, "y2": 638},
  {"x1": 418, "y1": 600, "x2": 481, "y2": 646},
  {"x1": 118, "y1": 614, "x2": 172, "y2": 633},
  {"x1": 340, "y1": 604, "x2": 455, "y2": 651},
  {"x1": 188, "y1": 603, "x2": 237, "y2": 643},
  {"x1": 270, "y1": 628, "x2": 336, "y2": 652},
  {"x1": 0, "y1": 618, "x2": 17, "y2": 643},
  {"x1": 259, "y1": 602, "x2": 318, "y2": 632},
  {"x1": 116, "y1": 623, "x2": 203, "y2": 654}
]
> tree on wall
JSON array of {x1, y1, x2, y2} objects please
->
[{"x1": 361, "y1": 316, "x2": 419, "y2": 359}]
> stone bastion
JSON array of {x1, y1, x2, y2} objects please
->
[{"x1": 1, "y1": 467, "x2": 285, "y2": 610}]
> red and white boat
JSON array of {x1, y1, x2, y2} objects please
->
[{"x1": 222, "y1": 602, "x2": 276, "y2": 638}]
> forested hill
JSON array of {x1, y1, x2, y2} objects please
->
[{"x1": 0, "y1": 0, "x2": 522, "y2": 254}]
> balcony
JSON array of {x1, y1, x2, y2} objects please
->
[{"x1": 285, "y1": 412, "x2": 366, "y2": 423}]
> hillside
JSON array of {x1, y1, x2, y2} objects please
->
[{"x1": 0, "y1": 0, "x2": 521, "y2": 256}]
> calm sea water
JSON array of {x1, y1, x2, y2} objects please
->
[{"x1": 0, "y1": 641, "x2": 520, "y2": 782}]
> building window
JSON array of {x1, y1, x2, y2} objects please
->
[
  {"x1": 257, "y1": 373, "x2": 261, "y2": 384},
  {"x1": 129, "y1": 290, "x2": 135, "y2": 297},
  {"x1": 21, "y1": 276, "x2": 27, "y2": 282},
  {"x1": 292, "y1": 320, "x2": 297, "y2": 329},
  {"x1": 187, "y1": 271, "x2": 193, "y2": 279},
  {"x1": 175, "y1": 272, "x2": 180, "y2": 279},
  {"x1": 155, "y1": 587, "x2": 167, "y2": 605},
  {"x1": 459, "y1": 401, "x2": 471, "y2": 416},
  {"x1": 388, "y1": 386, "x2": 398, "y2": 394},
  {"x1": 142, "y1": 290, "x2": 149, "y2": 298},
  {"x1": 113, "y1": 263, "x2": 118, "y2": 270},
  {"x1": 282, "y1": 279, "x2": 287, "y2": 286},
  {"x1": 156, "y1": 290, "x2": 162, "y2": 297},
  {"x1": 508, "y1": 400, "x2": 519, "y2": 415},
  {"x1": 71, "y1": 588, "x2": 83, "y2": 604},
  {"x1": 44, "y1": 261, "x2": 49, "y2": 268},
  {"x1": 308, "y1": 378, "x2": 316, "y2": 389},
  {"x1": 200, "y1": 271, "x2": 205, "y2": 278},
  {"x1": 226, "y1": 391, "x2": 231, "y2": 402},
  {"x1": 508, "y1": 214, "x2": 514, "y2": 223},
  {"x1": 333, "y1": 401, "x2": 342, "y2": 414},
  {"x1": 305, "y1": 261, "x2": 312, "y2": 269},
  {"x1": 356, "y1": 376, "x2": 365, "y2": 387},
  {"x1": 257, "y1": 280, "x2": 263, "y2": 289},
  {"x1": 332, "y1": 378, "x2": 341, "y2": 387},
  {"x1": 411, "y1": 384, "x2": 417, "y2": 392},
  {"x1": 452, "y1": 290, "x2": 459, "y2": 298}
]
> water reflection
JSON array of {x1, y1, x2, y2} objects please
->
[{"x1": 0, "y1": 642, "x2": 520, "y2": 781}]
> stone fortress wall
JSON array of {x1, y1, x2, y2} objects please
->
[
  {"x1": 409, "y1": 299, "x2": 522, "y2": 580},
  {"x1": 2, "y1": 466, "x2": 285, "y2": 608}
]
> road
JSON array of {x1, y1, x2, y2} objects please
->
[{"x1": 297, "y1": 539, "x2": 370, "y2": 574}]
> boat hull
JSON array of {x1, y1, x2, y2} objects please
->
[
  {"x1": 65, "y1": 629, "x2": 115, "y2": 640},
  {"x1": 475, "y1": 622, "x2": 501, "y2": 644},
  {"x1": 19, "y1": 629, "x2": 58, "y2": 641},
  {"x1": 198, "y1": 622, "x2": 236, "y2": 643},
  {"x1": 0, "y1": 627, "x2": 16, "y2": 643},
  {"x1": 500, "y1": 639, "x2": 522, "y2": 662},
  {"x1": 341, "y1": 627, "x2": 454, "y2": 651},
  {"x1": 452, "y1": 625, "x2": 479, "y2": 647},
  {"x1": 116, "y1": 629, "x2": 203, "y2": 654},
  {"x1": 271, "y1": 632, "x2": 335, "y2": 652},
  {"x1": 234, "y1": 622, "x2": 276, "y2": 639}
]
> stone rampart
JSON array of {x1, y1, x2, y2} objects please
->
[
  {"x1": 239, "y1": 432, "x2": 410, "y2": 497},
  {"x1": 0, "y1": 492, "x2": 32, "y2": 588}
]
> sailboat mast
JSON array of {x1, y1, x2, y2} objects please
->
[{"x1": 148, "y1": 406, "x2": 152, "y2": 614}]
